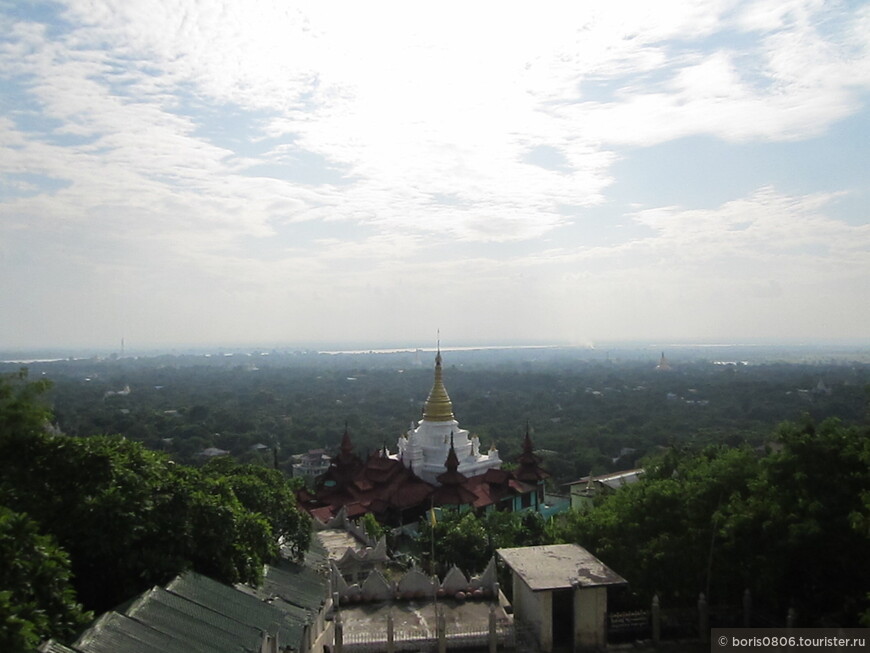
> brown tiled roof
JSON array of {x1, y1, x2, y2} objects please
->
[
  {"x1": 464, "y1": 473, "x2": 513, "y2": 509},
  {"x1": 300, "y1": 425, "x2": 549, "y2": 521},
  {"x1": 514, "y1": 428, "x2": 550, "y2": 483},
  {"x1": 431, "y1": 482, "x2": 478, "y2": 506},
  {"x1": 432, "y1": 434, "x2": 477, "y2": 506}
]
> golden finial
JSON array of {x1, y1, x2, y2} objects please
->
[{"x1": 423, "y1": 343, "x2": 454, "y2": 422}]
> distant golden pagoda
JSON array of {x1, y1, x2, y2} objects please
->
[{"x1": 656, "y1": 351, "x2": 672, "y2": 371}]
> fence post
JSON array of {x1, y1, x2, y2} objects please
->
[
  {"x1": 651, "y1": 594, "x2": 661, "y2": 645},
  {"x1": 489, "y1": 603, "x2": 498, "y2": 653},
  {"x1": 302, "y1": 620, "x2": 311, "y2": 653},
  {"x1": 742, "y1": 589, "x2": 751, "y2": 627},
  {"x1": 698, "y1": 593, "x2": 709, "y2": 643},
  {"x1": 387, "y1": 609, "x2": 395, "y2": 653},
  {"x1": 437, "y1": 605, "x2": 447, "y2": 653},
  {"x1": 334, "y1": 610, "x2": 343, "y2": 653}
]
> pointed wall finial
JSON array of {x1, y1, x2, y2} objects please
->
[{"x1": 443, "y1": 431, "x2": 459, "y2": 472}]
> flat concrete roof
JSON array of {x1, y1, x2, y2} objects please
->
[
  {"x1": 497, "y1": 544, "x2": 627, "y2": 591},
  {"x1": 316, "y1": 529, "x2": 363, "y2": 560}
]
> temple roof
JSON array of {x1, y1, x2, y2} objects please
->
[
  {"x1": 304, "y1": 435, "x2": 434, "y2": 522},
  {"x1": 301, "y1": 429, "x2": 547, "y2": 519},
  {"x1": 432, "y1": 433, "x2": 478, "y2": 505},
  {"x1": 514, "y1": 425, "x2": 550, "y2": 483}
]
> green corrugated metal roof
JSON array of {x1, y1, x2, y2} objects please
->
[
  {"x1": 37, "y1": 640, "x2": 79, "y2": 653},
  {"x1": 166, "y1": 572, "x2": 297, "y2": 646},
  {"x1": 148, "y1": 585, "x2": 262, "y2": 639},
  {"x1": 305, "y1": 534, "x2": 329, "y2": 559},
  {"x1": 74, "y1": 611, "x2": 183, "y2": 653},
  {"x1": 233, "y1": 582, "x2": 311, "y2": 623},
  {"x1": 244, "y1": 561, "x2": 327, "y2": 612},
  {"x1": 124, "y1": 586, "x2": 261, "y2": 653},
  {"x1": 46, "y1": 560, "x2": 328, "y2": 653}
]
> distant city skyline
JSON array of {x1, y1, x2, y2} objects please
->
[{"x1": 2, "y1": 2, "x2": 869, "y2": 349}]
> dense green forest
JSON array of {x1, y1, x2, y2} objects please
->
[
  {"x1": 0, "y1": 371, "x2": 310, "y2": 651},
  {"x1": 0, "y1": 347, "x2": 868, "y2": 649},
  {"x1": 6, "y1": 347, "x2": 867, "y2": 487}
]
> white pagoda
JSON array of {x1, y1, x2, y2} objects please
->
[{"x1": 395, "y1": 349, "x2": 501, "y2": 485}]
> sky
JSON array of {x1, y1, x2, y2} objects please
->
[{"x1": 1, "y1": 1, "x2": 869, "y2": 351}]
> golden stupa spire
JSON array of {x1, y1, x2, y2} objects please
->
[{"x1": 422, "y1": 339, "x2": 454, "y2": 422}]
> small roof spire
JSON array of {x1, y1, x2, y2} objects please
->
[
  {"x1": 340, "y1": 422, "x2": 353, "y2": 455},
  {"x1": 521, "y1": 422, "x2": 534, "y2": 456},
  {"x1": 515, "y1": 422, "x2": 550, "y2": 483},
  {"x1": 444, "y1": 431, "x2": 459, "y2": 471},
  {"x1": 434, "y1": 430, "x2": 475, "y2": 504}
]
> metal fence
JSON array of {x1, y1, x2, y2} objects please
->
[
  {"x1": 608, "y1": 609, "x2": 652, "y2": 642},
  {"x1": 607, "y1": 592, "x2": 794, "y2": 645},
  {"x1": 339, "y1": 621, "x2": 516, "y2": 652}
]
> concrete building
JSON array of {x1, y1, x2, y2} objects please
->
[
  {"x1": 497, "y1": 544, "x2": 626, "y2": 652},
  {"x1": 567, "y1": 468, "x2": 645, "y2": 512},
  {"x1": 292, "y1": 448, "x2": 331, "y2": 485}
]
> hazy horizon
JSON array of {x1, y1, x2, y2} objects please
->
[
  {"x1": 4, "y1": 338, "x2": 869, "y2": 363},
  {"x1": 2, "y1": 2, "x2": 869, "y2": 350}
]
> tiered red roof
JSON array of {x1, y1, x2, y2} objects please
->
[
  {"x1": 298, "y1": 429, "x2": 433, "y2": 524},
  {"x1": 431, "y1": 433, "x2": 478, "y2": 506},
  {"x1": 297, "y1": 425, "x2": 550, "y2": 525},
  {"x1": 514, "y1": 425, "x2": 550, "y2": 484}
]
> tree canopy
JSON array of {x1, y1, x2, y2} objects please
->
[
  {"x1": 419, "y1": 508, "x2": 547, "y2": 576},
  {"x1": 549, "y1": 418, "x2": 870, "y2": 625},
  {"x1": 0, "y1": 505, "x2": 90, "y2": 651},
  {"x1": 0, "y1": 370, "x2": 311, "y2": 646}
]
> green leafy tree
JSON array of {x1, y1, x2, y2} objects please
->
[
  {"x1": 360, "y1": 512, "x2": 386, "y2": 542},
  {"x1": 550, "y1": 419, "x2": 870, "y2": 624},
  {"x1": 725, "y1": 418, "x2": 870, "y2": 624},
  {"x1": 201, "y1": 457, "x2": 311, "y2": 561},
  {"x1": 482, "y1": 509, "x2": 546, "y2": 550},
  {"x1": 0, "y1": 371, "x2": 311, "y2": 614},
  {"x1": 438, "y1": 511, "x2": 490, "y2": 574},
  {"x1": 421, "y1": 509, "x2": 547, "y2": 576},
  {"x1": 0, "y1": 506, "x2": 91, "y2": 652},
  {"x1": 549, "y1": 444, "x2": 762, "y2": 605},
  {"x1": 0, "y1": 369, "x2": 52, "y2": 437}
]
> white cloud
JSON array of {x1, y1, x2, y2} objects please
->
[{"x1": 1, "y1": 1, "x2": 868, "y2": 347}]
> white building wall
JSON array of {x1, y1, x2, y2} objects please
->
[
  {"x1": 575, "y1": 586, "x2": 607, "y2": 650},
  {"x1": 512, "y1": 573, "x2": 553, "y2": 653}
]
